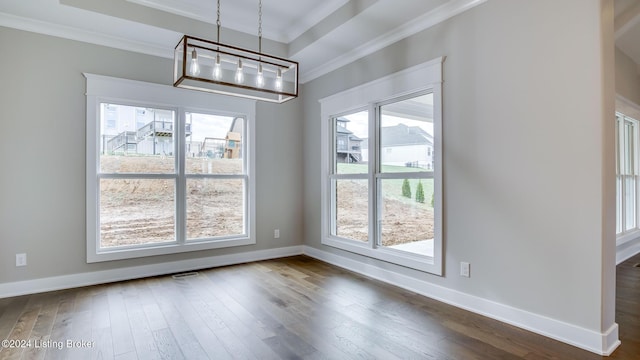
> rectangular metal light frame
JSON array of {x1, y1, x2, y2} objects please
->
[{"x1": 174, "y1": 35, "x2": 298, "y2": 104}]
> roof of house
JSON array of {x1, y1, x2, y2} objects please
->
[
  {"x1": 381, "y1": 123, "x2": 433, "y2": 147},
  {"x1": 336, "y1": 118, "x2": 363, "y2": 142}
]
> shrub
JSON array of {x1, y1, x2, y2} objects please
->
[
  {"x1": 416, "y1": 180, "x2": 425, "y2": 203},
  {"x1": 431, "y1": 192, "x2": 435, "y2": 207},
  {"x1": 402, "y1": 179, "x2": 412, "y2": 198}
]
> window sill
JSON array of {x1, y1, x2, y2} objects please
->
[
  {"x1": 617, "y1": 229, "x2": 640, "y2": 247},
  {"x1": 87, "y1": 237, "x2": 255, "y2": 263},
  {"x1": 323, "y1": 236, "x2": 442, "y2": 275}
]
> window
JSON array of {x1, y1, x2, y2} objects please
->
[
  {"x1": 616, "y1": 112, "x2": 640, "y2": 237},
  {"x1": 105, "y1": 104, "x2": 117, "y2": 129},
  {"x1": 86, "y1": 74, "x2": 255, "y2": 262},
  {"x1": 320, "y1": 59, "x2": 443, "y2": 274}
]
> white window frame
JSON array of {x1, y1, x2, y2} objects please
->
[
  {"x1": 616, "y1": 111, "x2": 640, "y2": 245},
  {"x1": 85, "y1": 74, "x2": 256, "y2": 263},
  {"x1": 320, "y1": 58, "x2": 444, "y2": 275}
]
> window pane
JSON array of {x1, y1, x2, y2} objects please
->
[
  {"x1": 379, "y1": 178, "x2": 434, "y2": 257},
  {"x1": 333, "y1": 179, "x2": 368, "y2": 242},
  {"x1": 624, "y1": 121, "x2": 635, "y2": 175},
  {"x1": 100, "y1": 179, "x2": 175, "y2": 248},
  {"x1": 100, "y1": 104, "x2": 175, "y2": 174},
  {"x1": 380, "y1": 94, "x2": 434, "y2": 172},
  {"x1": 617, "y1": 175, "x2": 622, "y2": 234},
  {"x1": 186, "y1": 113, "x2": 244, "y2": 175},
  {"x1": 187, "y1": 178, "x2": 245, "y2": 239},
  {"x1": 334, "y1": 111, "x2": 368, "y2": 174},
  {"x1": 625, "y1": 176, "x2": 636, "y2": 231}
]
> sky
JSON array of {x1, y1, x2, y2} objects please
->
[
  {"x1": 342, "y1": 112, "x2": 434, "y2": 139},
  {"x1": 340, "y1": 93, "x2": 434, "y2": 138},
  {"x1": 187, "y1": 112, "x2": 236, "y2": 142}
]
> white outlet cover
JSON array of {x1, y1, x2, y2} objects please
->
[
  {"x1": 460, "y1": 261, "x2": 470, "y2": 277},
  {"x1": 16, "y1": 253, "x2": 27, "y2": 267}
]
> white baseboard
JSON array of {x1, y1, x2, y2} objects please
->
[
  {"x1": 0, "y1": 246, "x2": 303, "y2": 299},
  {"x1": 0, "y1": 244, "x2": 620, "y2": 356},
  {"x1": 302, "y1": 245, "x2": 620, "y2": 356}
]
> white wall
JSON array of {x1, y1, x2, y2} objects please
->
[
  {"x1": 303, "y1": 0, "x2": 616, "y2": 353},
  {"x1": 0, "y1": 27, "x2": 303, "y2": 284}
]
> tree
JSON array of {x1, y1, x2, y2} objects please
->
[
  {"x1": 402, "y1": 179, "x2": 412, "y2": 198},
  {"x1": 416, "y1": 180, "x2": 425, "y2": 203}
]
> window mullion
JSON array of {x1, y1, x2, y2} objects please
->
[
  {"x1": 620, "y1": 118, "x2": 627, "y2": 232},
  {"x1": 319, "y1": 58, "x2": 444, "y2": 275},
  {"x1": 629, "y1": 119, "x2": 640, "y2": 229},
  {"x1": 176, "y1": 108, "x2": 186, "y2": 245},
  {"x1": 370, "y1": 102, "x2": 379, "y2": 249}
]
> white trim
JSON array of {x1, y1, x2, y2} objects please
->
[
  {"x1": 282, "y1": 0, "x2": 350, "y2": 43},
  {"x1": 320, "y1": 58, "x2": 444, "y2": 275},
  {"x1": 319, "y1": 57, "x2": 444, "y2": 108},
  {"x1": 0, "y1": 243, "x2": 622, "y2": 356},
  {"x1": 0, "y1": 0, "x2": 485, "y2": 84},
  {"x1": 617, "y1": 228, "x2": 640, "y2": 246},
  {"x1": 616, "y1": 95, "x2": 640, "y2": 129},
  {"x1": 85, "y1": 73, "x2": 257, "y2": 262},
  {"x1": 0, "y1": 246, "x2": 303, "y2": 299},
  {"x1": 126, "y1": 0, "x2": 349, "y2": 44},
  {"x1": 0, "y1": 11, "x2": 175, "y2": 59},
  {"x1": 617, "y1": 235, "x2": 640, "y2": 264},
  {"x1": 300, "y1": 0, "x2": 487, "y2": 83},
  {"x1": 302, "y1": 245, "x2": 621, "y2": 356},
  {"x1": 615, "y1": 95, "x2": 640, "y2": 263}
]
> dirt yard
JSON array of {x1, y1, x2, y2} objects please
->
[
  {"x1": 99, "y1": 155, "x2": 434, "y2": 248},
  {"x1": 100, "y1": 155, "x2": 244, "y2": 247},
  {"x1": 335, "y1": 180, "x2": 434, "y2": 246}
]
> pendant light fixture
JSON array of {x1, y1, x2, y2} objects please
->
[{"x1": 173, "y1": 0, "x2": 298, "y2": 103}]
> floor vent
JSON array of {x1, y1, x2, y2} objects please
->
[{"x1": 171, "y1": 271, "x2": 199, "y2": 279}]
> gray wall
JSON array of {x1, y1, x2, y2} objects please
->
[
  {"x1": 0, "y1": 27, "x2": 303, "y2": 283},
  {"x1": 0, "y1": 0, "x2": 618, "y2": 343},
  {"x1": 303, "y1": 0, "x2": 615, "y2": 333},
  {"x1": 616, "y1": 47, "x2": 640, "y2": 105}
]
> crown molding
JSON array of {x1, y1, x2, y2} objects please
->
[
  {"x1": 127, "y1": 0, "x2": 349, "y2": 44},
  {"x1": 0, "y1": 11, "x2": 176, "y2": 59},
  {"x1": 282, "y1": 0, "x2": 350, "y2": 43},
  {"x1": 299, "y1": 0, "x2": 488, "y2": 83},
  {"x1": 0, "y1": 0, "x2": 487, "y2": 84},
  {"x1": 615, "y1": 0, "x2": 640, "y2": 40}
]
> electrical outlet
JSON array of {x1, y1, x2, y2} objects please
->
[
  {"x1": 16, "y1": 253, "x2": 27, "y2": 267},
  {"x1": 460, "y1": 261, "x2": 470, "y2": 277},
  {"x1": 274, "y1": 229, "x2": 280, "y2": 238}
]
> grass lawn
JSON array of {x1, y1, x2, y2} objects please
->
[{"x1": 337, "y1": 163, "x2": 434, "y2": 206}]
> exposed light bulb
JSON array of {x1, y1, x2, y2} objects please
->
[
  {"x1": 275, "y1": 68, "x2": 283, "y2": 91},
  {"x1": 235, "y1": 59, "x2": 244, "y2": 84},
  {"x1": 213, "y1": 54, "x2": 222, "y2": 80},
  {"x1": 189, "y1": 49, "x2": 200, "y2": 76},
  {"x1": 256, "y1": 63, "x2": 265, "y2": 88}
]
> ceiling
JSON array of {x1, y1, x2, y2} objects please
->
[
  {"x1": 616, "y1": 0, "x2": 640, "y2": 74},
  {"x1": 1, "y1": 1, "x2": 636, "y2": 83},
  {"x1": 0, "y1": 0, "x2": 486, "y2": 83}
]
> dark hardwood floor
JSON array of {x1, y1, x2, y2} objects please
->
[
  {"x1": 0, "y1": 254, "x2": 639, "y2": 359},
  {"x1": 610, "y1": 253, "x2": 640, "y2": 359}
]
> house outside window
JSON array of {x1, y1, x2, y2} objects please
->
[
  {"x1": 86, "y1": 74, "x2": 256, "y2": 262},
  {"x1": 320, "y1": 59, "x2": 444, "y2": 275}
]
